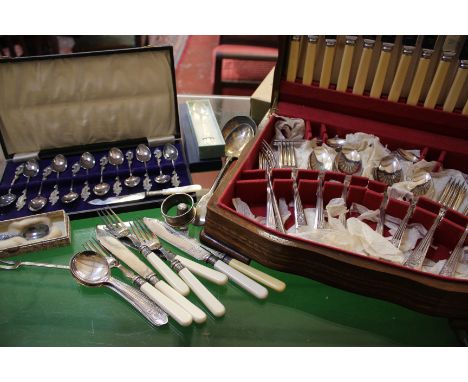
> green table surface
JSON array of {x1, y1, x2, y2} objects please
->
[{"x1": 0, "y1": 208, "x2": 460, "y2": 346}]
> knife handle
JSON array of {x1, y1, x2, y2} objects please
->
[
  {"x1": 176, "y1": 255, "x2": 228, "y2": 285},
  {"x1": 146, "y1": 252, "x2": 190, "y2": 296},
  {"x1": 228, "y1": 259, "x2": 286, "y2": 293},
  {"x1": 406, "y1": 57, "x2": 431, "y2": 105},
  {"x1": 443, "y1": 64, "x2": 467, "y2": 112},
  {"x1": 146, "y1": 184, "x2": 201, "y2": 197},
  {"x1": 424, "y1": 57, "x2": 452, "y2": 108},
  {"x1": 353, "y1": 43, "x2": 374, "y2": 95},
  {"x1": 214, "y1": 260, "x2": 268, "y2": 299},
  {"x1": 140, "y1": 282, "x2": 192, "y2": 326},
  {"x1": 370, "y1": 49, "x2": 392, "y2": 98},
  {"x1": 388, "y1": 48, "x2": 413, "y2": 102},
  {"x1": 179, "y1": 268, "x2": 226, "y2": 317},
  {"x1": 155, "y1": 280, "x2": 207, "y2": 324},
  {"x1": 319, "y1": 41, "x2": 336, "y2": 89}
]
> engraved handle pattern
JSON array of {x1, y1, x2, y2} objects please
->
[
  {"x1": 376, "y1": 191, "x2": 388, "y2": 235},
  {"x1": 106, "y1": 276, "x2": 168, "y2": 326},
  {"x1": 314, "y1": 173, "x2": 325, "y2": 229},
  {"x1": 292, "y1": 171, "x2": 306, "y2": 227},
  {"x1": 266, "y1": 172, "x2": 285, "y2": 233},
  {"x1": 390, "y1": 199, "x2": 417, "y2": 249},
  {"x1": 440, "y1": 225, "x2": 468, "y2": 277},
  {"x1": 404, "y1": 208, "x2": 446, "y2": 270}
]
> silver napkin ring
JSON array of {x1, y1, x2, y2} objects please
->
[{"x1": 161, "y1": 193, "x2": 196, "y2": 228}]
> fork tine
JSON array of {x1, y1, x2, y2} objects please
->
[
  {"x1": 97, "y1": 209, "x2": 114, "y2": 229},
  {"x1": 108, "y1": 207, "x2": 124, "y2": 224},
  {"x1": 439, "y1": 178, "x2": 454, "y2": 204},
  {"x1": 136, "y1": 219, "x2": 154, "y2": 241}
]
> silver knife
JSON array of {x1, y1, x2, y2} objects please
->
[{"x1": 87, "y1": 184, "x2": 202, "y2": 205}]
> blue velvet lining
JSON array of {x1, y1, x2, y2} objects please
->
[{"x1": 0, "y1": 142, "x2": 191, "y2": 220}]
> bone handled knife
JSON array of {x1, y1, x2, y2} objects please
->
[
  {"x1": 387, "y1": 35, "x2": 417, "y2": 102},
  {"x1": 336, "y1": 36, "x2": 358, "y2": 92},
  {"x1": 370, "y1": 35, "x2": 396, "y2": 99},
  {"x1": 286, "y1": 35, "x2": 302, "y2": 82},
  {"x1": 352, "y1": 36, "x2": 376, "y2": 95},
  {"x1": 443, "y1": 38, "x2": 468, "y2": 112},
  {"x1": 406, "y1": 35, "x2": 438, "y2": 106},
  {"x1": 424, "y1": 36, "x2": 461, "y2": 109},
  {"x1": 319, "y1": 36, "x2": 337, "y2": 89},
  {"x1": 302, "y1": 35, "x2": 319, "y2": 85}
]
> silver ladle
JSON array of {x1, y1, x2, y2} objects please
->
[
  {"x1": 163, "y1": 143, "x2": 180, "y2": 187},
  {"x1": 16, "y1": 159, "x2": 40, "y2": 211},
  {"x1": 49, "y1": 154, "x2": 68, "y2": 206},
  {"x1": 194, "y1": 120, "x2": 256, "y2": 225},
  {"x1": 0, "y1": 223, "x2": 50, "y2": 241},
  {"x1": 154, "y1": 148, "x2": 170, "y2": 184},
  {"x1": 124, "y1": 150, "x2": 140, "y2": 188},
  {"x1": 69, "y1": 250, "x2": 168, "y2": 326},
  {"x1": 93, "y1": 157, "x2": 110, "y2": 196},
  {"x1": 108, "y1": 147, "x2": 124, "y2": 196},
  {"x1": 28, "y1": 166, "x2": 52, "y2": 212},
  {"x1": 80, "y1": 152, "x2": 95, "y2": 201},
  {"x1": 61, "y1": 162, "x2": 80, "y2": 204},
  {"x1": 136, "y1": 144, "x2": 152, "y2": 192},
  {"x1": 0, "y1": 164, "x2": 24, "y2": 208}
]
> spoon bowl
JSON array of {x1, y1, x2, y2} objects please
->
[
  {"x1": 397, "y1": 148, "x2": 419, "y2": 163},
  {"x1": 410, "y1": 172, "x2": 433, "y2": 196},
  {"x1": 309, "y1": 146, "x2": 334, "y2": 171},
  {"x1": 108, "y1": 147, "x2": 124, "y2": 167},
  {"x1": 154, "y1": 148, "x2": 170, "y2": 184},
  {"x1": 136, "y1": 144, "x2": 152, "y2": 163},
  {"x1": 326, "y1": 136, "x2": 347, "y2": 151},
  {"x1": 80, "y1": 152, "x2": 96, "y2": 171},
  {"x1": 51, "y1": 154, "x2": 67, "y2": 173},
  {"x1": 28, "y1": 195, "x2": 48, "y2": 212},
  {"x1": 224, "y1": 124, "x2": 255, "y2": 157},
  {"x1": 93, "y1": 182, "x2": 110, "y2": 196},
  {"x1": 374, "y1": 154, "x2": 403, "y2": 186},
  {"x1": 61, "y1": 191, "x2": 79, "y2": 204},
  {"x1": 335, "y1": 148, "x2": 362, "y2": 175},
  {"x1": 163, "y1": 143, "x2": 179, "y2": 162},
  {"x1": 70, "y1": 250, "x2": 111, "y2": 286},
  {"x1": 0, "y1": 193, "x2": 17, "y2": 208},
  {"x1": 0, "y1": 223, "x2": 50, "y2": 241}
]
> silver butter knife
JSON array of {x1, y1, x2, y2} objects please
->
[{"x1": 87, "y1": 184, "x2": 201, "y2": 205}]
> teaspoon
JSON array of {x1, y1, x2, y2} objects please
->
[
  {"x1": 15, "y1": 159, "x2": 40, "y2": 211},
  {"x1": 69, "y1": 251, "x2": 168, "y2": 326},
  {"x1": 136, "y1": 144, "x2": 152, "y2": 192},
  {"x1": 0, "y1": 223, "x2": 50, "y2": 241},
  {"x1": 124, "y1": 150, "x2": 141, "y2": 188},
  {"x1": 93, "y1": 157, "x2": 110, "y2": 196},
  {"x1": 49, "y1": 154, "x2": 68, "y2": 206},
  {"x1": 79, "y1": 152, "x2": 96, "y2": 201},
  {"x1": 0, "y1": 164, "x2": 24, "y2": 208},
  {"x1": 61, "y1": 162, "x2": 80, "y2": 204},
  {"x1": 108, "y1": 147, "x2": 124, "y2": 196},
  {"x1": 374, "y1": 154, "x2": 403, "y2": 186},
  {"x1": 163, "y1": 143, "x2": 180, "y2": 187},
  {"x1": 28, "y1": 166, "x2": 52, "y2": 212},
  {"x1": 154, "y1": 148, "x2": 170, "y2": 184}
]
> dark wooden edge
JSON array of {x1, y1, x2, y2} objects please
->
[{"x1": 200, "y1": 230, "x2": 251, "y2": 264}]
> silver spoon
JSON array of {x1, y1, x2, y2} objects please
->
[
  {"x1": 396, "y1": 148, "x2": 419, "y2": 163},
  {"x1": 410, "y1": 172, "x2": 433, "y2": 196},
  {"x1": 0, "y1": 223, "x2": 50, "y2": 241},
  {"x1": 124, "y1": 150, "x2": 141, "y2": 188},
  {"x1": 79, "y1": 152, "x2": 95, "y2": 201},
  {"x1": 49, "y1": 154, "x2": 68, "y2": 206},
  {"x1": 108, "y1": 147, "x2": 124, "y2": 196},
  {"x1": 163, "y1": 143, "x2": 180, "y2": 187},
  {"x1": 16, "y1": 159, "x2": 40, "y2": 211},
  {"x1": 194, "y1": 121, "x2": 256, "y2": 225},
  {"x1": 93, "y1": 157, "x2": 110, "y2": 196},
  {"x1": 0, "y1": 257, "x2": 68, "y2": 270},
  {"x1": 69, "y1": 250, "x2": 168, "y2": 326},
  {"x1": 28, "y1": 166, "x2": 52, "y2": 212},
  {"x1": 0, "y1": 164, "x2": 24, "y2": 208},
  {"x1": 61, "y1": 162, "x2": 80, "y2": 204},
  {"x1": 326, "y1": 135, "x2": 347, "y2": 151},
  {"x1": 154, "y1": 148, "x2": 170, "y2": 184},
  {"x1": 374, "y1": 154, "x2": 403, "y2": 186},
  {"x1": 136, "y1": 144, "x2": 152, "y2": 192}
]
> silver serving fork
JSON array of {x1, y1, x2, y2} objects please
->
[
  {"x1": 261, "y1": 140, "x2": 286, "y2": 233},
  {"x1": 404, "y1": 179, "x2": 466, "y2": 270}
]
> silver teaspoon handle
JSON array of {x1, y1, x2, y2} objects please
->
[{"x1": 106, "y1": 276, "x2": 168, "y2": 326}]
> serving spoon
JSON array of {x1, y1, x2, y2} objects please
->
[
  {"x1": 69, "y1": 250, "x2": 168, "y2": 326},
  {"x1": 194, "y1": 118, "x2": 256, "y2": 225}
]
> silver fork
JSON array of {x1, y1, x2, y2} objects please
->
[
  {"x1": 97, "y1": 208, "x2": 189, "y2": 296},
  {"x1": 404, "y1": 179, "x2": 466, "y2": 270},
  {"x1": 259, "y1": 151, "x2": 276, "y2": 229},
  {"x1": 261, "y1": 140, "x2": 286, "y2": 233}
]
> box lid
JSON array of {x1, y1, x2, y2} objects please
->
[{"x1": 0, "y1": 46, "x2": 180, "y2": 158}]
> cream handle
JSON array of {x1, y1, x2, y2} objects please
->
[
  {"x1": 146, "y1": 184, "x2": 202, "y2": 197},
  {"x1": 388, "y1": 52, "x2": 412, "y2": 102},
  {"x1": 179, "y1": 267, "x2": 226, "y2": 317},
  {"x1": 319, "y1": 45, "x2": 336, "y2": 89},
  {"x1": 443, "y1": 67, "x2": 467, "y2": 112},
  {"x1": 353, "y1": 46, "x2": 373, "y2": 95},
  {"x1": 155, "y1": 280, "x2": 207, "y2": 324},
  {"x1": 370, "y1": 50, "x2": 392, "y2": 98},
  {"x1": 140, "y1": 282, "x2": 192, "y2": 326},
  {"x1": 463, "y1": 98, "x2": 468, "y2": 115},
  {"x1": 286, "y1": 36, "x2": 301, "y2": 82},
  {"x1": 406, "y1": 57, "x2": 431, "y2": 105},
  {"x1": 424, "y1": 59, "x2": 451, "y2": 108},
  {"x1": 176, "y1": 255, "x2": 228, "y2": 285},
  {"x1": 146, "y1": 252, "x2": 189, "y2": 296},
  {"x1": 229, "y1": 259, "x2": 286, "y2": 292},
  {"x1": 336, "y1": 44, "x2": 355, "y2": 92},
  {"x1": 214, "y1": 260, "x2": 268, "y2": 299},
  {"x1": 302, "y1": 40, "x2": 318, "y2": 85}
]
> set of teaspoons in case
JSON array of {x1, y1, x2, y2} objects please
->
[{"x1": 0, "y1": 143, "x2": 182, "y2": 212}]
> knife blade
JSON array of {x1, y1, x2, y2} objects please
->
[{"x1": 87, "y1": 184, "x2": 202, "y2": 205}]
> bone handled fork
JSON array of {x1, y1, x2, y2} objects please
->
[{"x1": 97, "y1": 208, "x2": 190, "y2": 296}]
